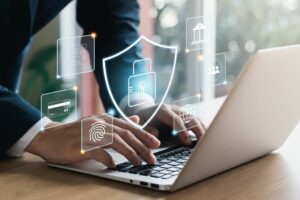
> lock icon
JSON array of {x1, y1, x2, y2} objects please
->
[{"x1": 128, "y1": 59, "x2": 156, "y2": 107}]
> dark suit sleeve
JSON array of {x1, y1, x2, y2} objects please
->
[
  {"x1": 76, "y1": 0, "x2": 143, "y2": 111},
  {"x1": 0, "y1": 85, "x2": 41, "y2": 157}
]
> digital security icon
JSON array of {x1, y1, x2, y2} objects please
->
[
  {"x1": 128, "y1": 59, "x2": 156, "y2": 108},
  {"x1": 73, "y1": 43, "x2": 87, "y2": 66},
  {"x1": 57, "y1": 35, "x2": 95, "y2": 78},
  {"x1": 173, "y1": 95, "x2": 201, "y2": 133},
  {"x1": 207, "y1": 53, "x2": 226, "y2": 87},
  {"x1": 102, "y1": 35, "x2": 177, "y2": 129},
  {"x1": 139, "y1": 81, "x2": 146, "y2": 97},
  {"x1": 81, "y1": 114, "x2": 113, "y2": 153},
  {"x1": 47, "y1": 99, "x2": 71, "y2": 118},
  {"x1": 186, "y1": 16, "x2": 213, "y2": 52},
  {"x1": 40, "y1": 87, "x2": 78, "y2": 130},
  {"x1": 191, "y1": 23, "x2": 206, "y2": 46},
  {"x1": 197, "y1": 53, "x2": 227, "y2": 88},
  {"x1": 179, "y1": 104, "x2": 195, "y2": 124},
  {"x1": 208, "y1": 65, "x2": 220, "y2": 75},
  {"x1": 89, "y1": 122, "x2": 106, "y2": 143}
]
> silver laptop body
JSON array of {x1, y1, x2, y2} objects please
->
[{"x1": 48, "y1": 45, "x2": 300, "y2": 191}]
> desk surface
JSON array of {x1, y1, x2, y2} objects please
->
[{"x1": 1, "y1": 124, "x2": 300, "y2": 200}]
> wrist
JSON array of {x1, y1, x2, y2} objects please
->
[
  {"x1": 24, "y1": 131, "x2": 44, "y2": 156},
  {"x1": 24, "y1": 122, "x2": 58, "y2": 157}
]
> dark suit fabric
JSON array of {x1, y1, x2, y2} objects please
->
[{"x1": 0, "y1": 0, "x2": 141, "y2": 157}]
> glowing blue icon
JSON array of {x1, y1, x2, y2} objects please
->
[
  {"x1": 128, "y1": 59, "x2": 156, "y2": 108},
  {"x1": 172, "y1": 130, "x2": 178, "y2": 137},
  {"x1": 107, "y1": 108, "x2": 116, "y2": 116}
]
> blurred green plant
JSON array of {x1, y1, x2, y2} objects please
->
[{"x1": 21, "y1": 45, "x2": 63, "y2": 109}]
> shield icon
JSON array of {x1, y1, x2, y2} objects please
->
[{"x1": 102, "y1": 35, "x2": 177, "y2": 129}]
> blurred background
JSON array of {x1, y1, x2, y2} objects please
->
[{"x1": 20, "y1": 0, "x2": 300, "y2": 117}]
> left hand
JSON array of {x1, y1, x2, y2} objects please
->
[
  {"x1": 136, "y1": 104, "x2": 206, "y2": 145},
  {"x1": 26, "y1": 115, "x2": 160, "y2": 166}
]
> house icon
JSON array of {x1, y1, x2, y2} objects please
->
[{"x1": 191, "y1": 22, "x2": 206, "y2": 45}]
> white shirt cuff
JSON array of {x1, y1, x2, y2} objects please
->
[{"x1": 6, "y1": 117, "x2": 52, "y2": 157}]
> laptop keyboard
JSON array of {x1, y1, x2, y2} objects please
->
[{"x1": 113, "y1": 141, "x2": 196, "y2": 179}]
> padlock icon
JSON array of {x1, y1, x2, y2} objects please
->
[{"x1": 128, "y1": 59, "x2": 156, "y2": 107}]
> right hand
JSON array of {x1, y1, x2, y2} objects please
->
[{"x1": 25, "y1": 115, "x2": 160, "y2": 168}]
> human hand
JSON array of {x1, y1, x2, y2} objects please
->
[
  {"x1": 25, "y1": 115, "x2": 160, "y2": 168},
  {"x1": 136, "y1": 104, "x2": 206, "y2": 145}
]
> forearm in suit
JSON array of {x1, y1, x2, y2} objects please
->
[
  {"x1": 76, "y1": 0, "x2": 143, "y2": 111},
  {"x1": 0, "y1": 85, "x2": 40, "y2": 157}
]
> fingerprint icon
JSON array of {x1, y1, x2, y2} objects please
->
[{"x1": 89, "y1": 122, "x2": 106, "y2": 143}]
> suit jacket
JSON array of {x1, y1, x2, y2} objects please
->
[{"x1": 0, "y1": 0, "x2": 142, "y2": 157}]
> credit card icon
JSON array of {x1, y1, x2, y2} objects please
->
[{"x1": 47, "y1": 99, "x2": 71, "y2": 117}]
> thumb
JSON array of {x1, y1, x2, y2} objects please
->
[{"x1": 128, "y1": 115, "x2": 140, "y2": 124}]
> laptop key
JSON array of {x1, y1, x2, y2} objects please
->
[
  {"x1": 152, "y1": 166, "x2": 164, "y2": 171},
  {"x1": 154, "y1": 162, "x2": 163, "y2": 166},
  {"x1": 175, "y1": 164, "x2": 184, "y2": 169},
  {"x1": 150, "y1": 173, "x2": 164, "y2": 178},
  {"x1": 116, "y1": 162, "x2": 131, "y2": 168},
  {"x1": 167, "y1": 157, "x2": 177, "y2": 161},
  {"x1": 168, "y1": 167, "x2": 179, "y2": 172},
  {"x1": 144, "y1": 164, "x2": 155, "y2": 169},
  {"x1": 161, "y1": 164, "x2": 172, "y2": 168},
  {"x1": 160, "y1": 154, "x2": 167, "y2": 158},
  {"x1": 118, "y1": 168, "x2": 130, "y2": 172},
  {"x1": 156, "y1": 157, "x2": 162, "y2": 162},
  {"x1": 128, "y1": 170, "x2": 140, "y2": 174},
  {"x1": 160, "y1": 170, "x2": 173, "y2": 174},
  {"x1": 177, "y1": 159, "x2": 187, "y2": 163},
  {"x1": 171, "y1": 171, "x2": 180, "y2": 176},
  {"x1": 116, "y1": 162, "x2": 133, "y2": 171},
  {"x1": 139, "y1": 169, "x2": 152, "y2": 176},
  {"x1": 117, "y1": 165, "x2": 134, "y2": 172},
  {"x1": 129, "y1": 166, "x2": 147, "y2": 174},
  {"x1": 162, "y1": 174, "x2": 173, "y2": 179},
  {"x1": 160, "y1": 159, "x2": 171, "y2": 164},
  {"x1": 169, "y1": 162, "x2": 179, "y2": 166}
]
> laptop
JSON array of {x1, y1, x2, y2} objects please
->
[{"x1": 48, "y1": 45, "x2": 300, "y2": 191}]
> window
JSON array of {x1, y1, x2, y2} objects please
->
[{"x1": 141, "y1": 0, "x2": 300, "y2": 101}]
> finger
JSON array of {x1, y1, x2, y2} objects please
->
[
  {"x1": 113, "y1": 117, "x2": 160, "y2": 148},
  {"x1": 173, "y1": 115, "x2": 192, "y2": 145},
  {"x1": 155, "y1": 106, "x2": 191, "y2": 145},
  {"x1": 103, "y1": 114, "x2": 160, "y2": 148},
  {"x1": 113, "y1": 126, "x2": 156, "y2": 165},
  {"x1": 128, "y1": 115, "x2": 140, "y2": 124},
  {"x1": 86, "y1": 148, "x2": 115, "y2": 168},
  {"x1": 201, "y1": 121, "x2": 207, "y2": 130},
  {"x1": 109, "y1": 133, "x2": 142, "y2": 166},
  {"x1": 172, "y1": 107, "x2": 205, "y2": 139},
  {"x1": 187, "y1": 117, "x2": 205, "y2": 139},
  {"x1": 144, "y1": 125, "x2": 160, "y2": 138}
]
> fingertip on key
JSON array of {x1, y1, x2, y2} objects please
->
[
  {"x1": 149, "y1": 154, "x2": 157, "y2": 165},
  {"x1": 181, "y1": 132, "x2": 192, "y2": 146},
  {"x1": 153, "y1": 138, "x2": 161, "y2": 148}
]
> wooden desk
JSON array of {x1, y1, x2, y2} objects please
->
[{"x1": 1, "y1": 123, "x2": 300, "y2": 200}]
